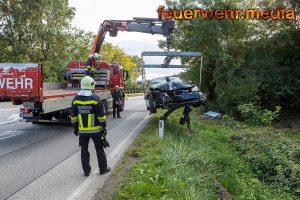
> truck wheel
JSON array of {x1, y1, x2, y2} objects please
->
[
  {"x1": 53, "y1": 112, "x2": 61, "y2": 120},
  {"x1": 40, "y1": 114, "x2": 53, "y2": 120},
  {"x1": 102, "y1": 100, "x2": 108, "y2": 114}
]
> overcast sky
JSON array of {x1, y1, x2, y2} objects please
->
[{"x1": 69, "y1": 0, "x2": 185, "y2": 80}]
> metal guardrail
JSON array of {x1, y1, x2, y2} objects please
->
[
  {"x1": 141, "y1": 51, "x2": 203, "y2": 57},
  {"x1": 121, "y1": 88, "x2": 146, "y2": 94},
  {"x1": 143, "y1": 64, "x2": 188, "y2": 68}
]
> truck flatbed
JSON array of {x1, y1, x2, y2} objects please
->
[
  {"x1": 43, "y1": 88, "x2": 112, "y2": 99},
  {"x1": 42, "y1": 89, "x2": 112, "y2": 114},
  {"x1": 43, "y1": 89, "x2": 78, "y2": 99}
]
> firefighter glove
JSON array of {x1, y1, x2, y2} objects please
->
[
  {"x1": 74, "y1": 129, "x2": 79, "y2": 136},
  {"x1": 102, "y1": 127, "x2": 108, "y2": 136},
  {"x1": 100, "y1": 135, "x2": 110, "y2": 148}
]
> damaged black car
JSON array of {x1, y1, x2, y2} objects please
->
[{"x1": 144, "y1": 76, "x2": 206, "y2": 113}]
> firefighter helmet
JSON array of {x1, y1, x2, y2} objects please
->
[
  {"x1": 81, "y1": 76, "x2": 95, "y2": 90},
  {"x1": 114, "y1": 85, "x2": 120, "y2": 91},
  {"x1": 93, "y1": 53, "x2": 100, "y2": 60}
]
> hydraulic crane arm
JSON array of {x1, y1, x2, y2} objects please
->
[{"x1": 91, "y1": 17, "x2": 174, "y2": 54}]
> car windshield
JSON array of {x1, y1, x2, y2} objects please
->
[{"x1": 150, "y1": 77, "x2": 183, "y2": 88}]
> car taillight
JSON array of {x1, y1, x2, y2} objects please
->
[{"x1": 21, "y1": 108, "x2": 30, "y2": 114}]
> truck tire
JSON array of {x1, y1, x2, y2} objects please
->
[
  {"x1": 53, "y1": 112, "x2": 61, "y2": 120},
  {"x1": 102, "y1": 100, "x2": 108, "y2": 114},
  {"x1": 40, "y1": 114, "x2": 53, "y2": 120}
]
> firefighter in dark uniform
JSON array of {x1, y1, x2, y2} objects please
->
[
  {"x1": 111, "y1": 85, "x2": 125, "y2": 118},
  {"x1": 71, "y1": 76, "x2": 111, "y2": 176},
  {"x1": 85, "y1": 53, "x2": 100, "y2": 79}
]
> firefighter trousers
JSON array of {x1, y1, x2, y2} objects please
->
[
  {"x1": 79, "y1": 135, "x2": 107, "y2": 173},
  {"x1": 112, "y1": 104, "x2": 121, "y2": 118}
]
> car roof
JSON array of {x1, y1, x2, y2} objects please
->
[{"x1": 150, "y1": 76, "x2": 182, "y2": 83}]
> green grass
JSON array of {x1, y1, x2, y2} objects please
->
[
  {"x1": 282, "y1": 129, "x2": 300, "y2": 144},
  {"x1": 115, "y1": 108, "x2": 299, "y2": 200}
]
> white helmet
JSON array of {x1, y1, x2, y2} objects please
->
[
  {"x1": 93, "y1": 53, "x2": 100, "y2": 60},
  {"x1": 81, "y1": 76, "x2": 95, "y2": 90}
]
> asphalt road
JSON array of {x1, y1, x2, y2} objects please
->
[
  {"x1": 0, "y1": 102, "x2": 21, "y2": 125},
  {"x1": 0, "y1": 96, "x2": 150, "y2": 200}
]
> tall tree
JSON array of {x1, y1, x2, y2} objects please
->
[
  {"x1": 162, "y1": 0, "x2": 300, "y2": 114},
  {"x1": 0, "y1": 0, "x2": 93, "y2": 81},
  {"x1": 101, "y1": 42, "x2": 142, "y2": 82}
]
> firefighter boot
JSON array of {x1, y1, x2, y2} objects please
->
[
  {"x1": 100, "y1": 167, "x2": 111, "y2": 175},
  {"x1": 85, "y1": 165, "x2": 91, "y2": 177}
]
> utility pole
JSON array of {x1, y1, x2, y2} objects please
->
[
  {"x1": 141, "y1": 56, "x2": 146, "y2": 84},
  {"x1": 199, "y1": 55, "x2": 203, "y2": 90}
]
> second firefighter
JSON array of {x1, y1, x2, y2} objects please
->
[{"x1": 111, "y1": 85, "x2": 125, "y2": 118}]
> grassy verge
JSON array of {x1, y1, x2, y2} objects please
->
[{"x1": 115, "y1": 109, "x2": 299, "y2": 200}]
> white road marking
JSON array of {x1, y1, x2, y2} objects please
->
[
  {"x1": 0, "y1": 130, "x2": 24, "y2": 141},
  {"x1": 0, "y1": 114, "x2": 20, "y2": 126},
  {"x1": 66, "y1": 115, "x2": 150, "y2": 200},
  {"x1": 0, "y1": 108, "x2": 19, "y2": 112}
]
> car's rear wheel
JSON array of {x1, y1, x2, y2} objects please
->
[{"x1": 149, "y1": 99, "x2": 157, "y2": 113}]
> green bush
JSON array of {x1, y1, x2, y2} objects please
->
[
  {"x1": 125, "y1": 80, "x2": 145, "y2": 89},
  {"x1": 237, "y1": 103, "x2": 281, "y2": 126},
  {"x1": 230, "y1": 130, "x2": 300, "y2": 197}
]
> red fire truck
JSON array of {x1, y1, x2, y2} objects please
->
[{"x1": 0, "y1": 18, "x2": 174, "y2": 123}]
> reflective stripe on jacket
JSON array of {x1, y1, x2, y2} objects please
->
[{"x1": 70, "y1": 93, "x2": 106, "y2": 135}]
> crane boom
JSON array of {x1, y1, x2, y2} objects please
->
[{"x1": 91, "y1": 18, "x2": 174, "y2": 54}]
